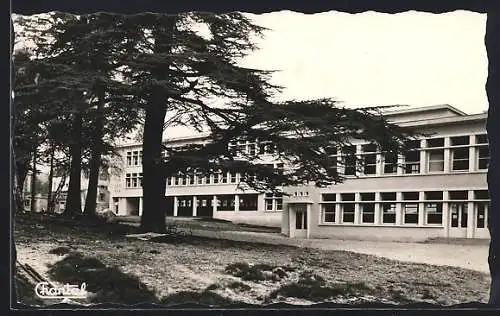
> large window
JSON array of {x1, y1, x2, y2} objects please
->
[
  {"x1": 476, "y1": 134, "x2": 489, "y2": 170},
  {"x1": 427, "y1": 138, "x2": 445, "y2": 172},
  {"x1": 404, "y1": 140, "x2": 420, "y2": 174},
  {"x1": 125, "y1": 173, "x2": 141, "y2": 188},
  {"x1": 381, "y1": 192, "x2": 396, "y2": 224},
  {"x1": 217, "y1": 195, "x2": 235, "y2": 211},
  {"x1": 362, "y1": 144, "x2": 377, "y2": 175},
  {"x1": 126, "y1": 151, "x2": 132, "y2": 166},
  {"x1": 383, "y1": 152, "x2": 397, "y2": 174},
  {"x1": 341, "y1": 193, "x2": 355, "y2": 223},
  {"x1": 239, "y1": 194, "x2": 258, "y2": 211},
  {"x1": 451, "y1": 136, "x2": 470, "y2": 171},
  {"x1": 360, "y1": 192, "x2": 375, "y2": 223},
  {"x1": 343, "y1": 146, "x2": 357, "y2": 176},
  {"x1": 322, "y1": 193, "x2": 336, "y2": 223},
  {"x1": 424, "y1": 191, "x2": 443, "y2": 225},
  {"x1": 402, "y1": 192, "x2": 419, "y2": 224}
]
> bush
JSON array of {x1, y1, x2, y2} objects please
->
[
  {"x1": 48, "y1": 246, "x2": 72, "y2": 256},
  {"x1": 227, "y1": 281, "x2": 252, "y2": 292}
]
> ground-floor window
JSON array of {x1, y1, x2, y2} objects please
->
[
  {"x1": 217, "y1": 195, "x2": 235, "y2": 211},
  {"x1": 403, "y1": 203, "x2": 419, "y2": 224},
  {"x1": 424, "y1": 202, "x2": 443, "y2": 225},
  {"x1": 476, "y1": 202, "x2": 488, "y2": 228},
  {"x1": 322, "y1": 203, "x2": 336, "y2": 223},
  {"x1": 381, "y1": 203, "x2": 396, "y2": 224},
  {"x1": 265, "y1": 193, "x2": 283, "y2": 211},
  {"x1": 361, "y1": 203, "x2": 375, "y2": 224},
  {"x1": 341, "y1": 203, "x2": 355, "y2": 223},
  {"x1": 239, "y1": 194, "x2": 258, "y2": 211}
]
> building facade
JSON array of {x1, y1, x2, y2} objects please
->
[
  {"x1": 109, "y1": 105, "x2": 490, "y2": 239},
  {"x1": 108, "y1": 136, "x2": 283, "y2": 227},
  {"x1": 282, "y1": 105, "x2": 490, "y2": 241}
]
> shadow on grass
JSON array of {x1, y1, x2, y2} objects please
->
[
  {"x1": 47, "y1": 252, "x2": 156, "y2": 304},
  {"x1": 158, "y1": 290, "x2": 235, "y2": 306},
  {"x1": 268, "y1": 271, "x2": 377, "y2": 303},
  {"x1": 225, "y1": 262, "x2": 294, "y2": 282}
]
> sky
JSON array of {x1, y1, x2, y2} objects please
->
[
  {"x1": 165, "y1": 10, "x2": 488, "y2": 138},
  {"x1": 241, "y1": 10, "x2": 488, "y2": 113}
]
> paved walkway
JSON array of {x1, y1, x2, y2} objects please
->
[{"x1": 189, "y1": 229, "x2": 490, "y2": 274}]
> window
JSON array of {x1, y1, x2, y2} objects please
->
[
  {"x1": 424, "y1": 191, "x2": 443, "y2": 225},
  {"x1": 404, "y1": 140, "x2": 420, "y2": 174},
  {"x1": 323, "y1": 204, "x2": 336, "y2": 223},
  {"x1": 221, "y1": 172, "x2": 228, "y2": 184},
  {"x1": 451, "y1": 136, "x2": 470, "y2": 171},
  {"x1": 341, "y1": 203, "x2": 355, "y2": 223},
  {"x1": 125, "y1": 173, "x2": 142, "y2": 188},
  {"x1": 230, "y1": 172, "x2": 237, "y2": 183},
  {"x1": 322, "y1": 194, "x2": 336, "y2": 202},
  {"x1": 197, "y1": 172, "x2": 204, "y2": 185},
  {"x1": 167, "y1": 177, "x2": 172, "y2": 186},
  {"x1": 360, "y1": 193, "x2": 375, "y2": 223},
  {"x1": 125, "y1": 173, "x2": 131, "y2": 187},
  {"x1": 99, "y1": 193, "x2": 106, "y2": 202},
  {"x1": 217, "y1": 195, "x2": 235, "y2": 211},
  {"x1": 381, "y1": 192, "x2": 396, "y2": 224},
  {"x1": 132, "y1": 151, "x2": 139, "y2": 166},
  {"x1": 383, "y1": 152, "x2": 397, "y2": 174},
  {"x1": 343, "y1": 146, "x2": 357, "y2": 176},
  {"x1": 213, "y1": 173, "x2": 220, "y2": 184},
  {"x1": 449, "y1": 190, "x2": 468, "y2": 201},
  {"x1": 248, "y1": 143, "x2": 257, "y2": 155},
  {"x1": 402, "y1": 192, "x2": 419, "y2": 224},
  {"x1": 265, "y1": 193, "x2": 283, "y2": 211},
  {"x1": 239, "y1": 194, "x2": 258, "y2": 211},
  {"x1": 477, "y1": 202, "x2": 487, "y2": 228},
  {"x1": 132, "y1": 173, "x2": 138, "y2": 187},
  {"x1": 178, "y1": 175, "x2": 184, "y2": 186},
  {"x1": 427, "y1": 150, "x2": 445, "y2": 172},
  {"x1": 126, "y1": 152, "x2": 132, "y2": 166},
  {"x1": 474, "y1": 190, "x2": 489, "y2": 200},
  {"x1": 188, "y1": 174, "x2": 195, "y2": 185},
  {"x1": 477, "y1": 145, "x2": 489, "y2": 170},
  {"x1": 362, "y1": 144, "x2": 377, "y2": 175}
]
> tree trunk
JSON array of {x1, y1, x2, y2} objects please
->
[
  {"x1": 487, "y1": 11, "x2": 500, "y2": 305},
  {"x1": 15, "y1": 160, "x2": 29, "y2": 213},
  {"x1": 65, "y1": 106, "x2": 83, "y2": 217},
  {"x1": 84, "y1": 85, "x2": 105, "y2": 218},
  {"x1": 30, "y1": 148, "x2": 37, "y2": 213},
  {"x1": 140, "y1": 17, "x2": 175, "y2": 233},
  {"x1": 47, "y1": 145, "x2": 55, "y2": 214},
  {"x1": 140, "y1": 104, "x2": 168, "y2": 233}
]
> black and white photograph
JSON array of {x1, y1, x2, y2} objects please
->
[{"x1": 9, "y1": 2, "x2": 500, "y2": 310}]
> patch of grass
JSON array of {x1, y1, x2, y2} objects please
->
[
  {"x1": 227, "y1": 281, "x2": 251, "y2": 292},
  {"x1": 48, "y1": 246, "x2": 72, "y2": 256},
  {"x1": 269, "y1": 271, "x2": 375, "y2": 302},
  {"x1": 159, "y1": 290, "x2": 234, "y2": 306},
  {"x1": 225, "y1": 262, "x2": 292, "y2": 282},
  {"x1": 47, "y1": 252, "x2": 156, "y2": 304}
]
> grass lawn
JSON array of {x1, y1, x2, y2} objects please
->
[{"x1": 14, "y1": 213, "x2": 490, "y2": 307}]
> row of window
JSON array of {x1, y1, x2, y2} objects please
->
[
  {"x1": 125, "y1": 173, "x2": 143, "y2": 188},
  {"x1": 321, "y1": 190, "x2": 489, "y2": 227},
  {"x1": 166, "y1": 164, "x2": 284, "y2": 187},
  {"x1": 335, "y1": 134, "x2": 489, "y2": 176},
  {"x1": 174, "y1": 194, "x2": 282, "y2": 212}
]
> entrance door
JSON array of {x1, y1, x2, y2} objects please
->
[
  {"x1": 294, "y1": 208, "x2": 308, "y2": 238},
  {"x1": 474, "y1": 202, "x2": 490, "y2": 239},
  {"x1": 449, "y1": 203, "x2": 468, "y2": 238}
]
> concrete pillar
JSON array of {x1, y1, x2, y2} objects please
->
[
  {"x1": 192, "y1": 196, "x2": 197, "y2": 217},
  {"x1": 337, "y1": 149, "x2": 345, "y2": 176},
  {"x1": 420, "y1": 139, "x2": 427, "y2": 174},
  {"x1": 444, "y1": 137, "x2": 451, "y2": 173},
  {"x1": 418, "y1": 191, "x2": 425, "y2": 226},
  {"x1": 396, "y1": 192, "x2": 403, "y2": 225},
  {"x1": 212, "y1": 195, "x2": 218, "y2": 215},
  {"x1": 354, "y1": 192, "x2": 361, "y2": 224},
  {"x1": 469, "y1": 135, "x2": 476, "y2": 172},
  {"x1": 376, "y1": 153, "x2": 383, "y2": 176},
  {"x1": 173, "y1": 196, "x2": 178, "y2": 217},
  {"x1": 443, "y1": 191, "x2": 450, "y2": 238},
  {"x1": 258, "y1": 194, "x2": 266, "y2": 212},
  {"x1": 139, "y1": 197, "x2": 143, "y2": 216},
  {"x1": 335, "y1": 194, "x2": 341, "y2": 224},
  {"x1": 288, "y1": 205, "x2": 294, "y2": 237},
  {"x1": 234, "y1": 194, "x2": 240, "y2": 212},
  {"x1": 374, "y1": 192, "x2": 381, "y2": 225},
  {"x1": 467, "y1": 190, "x2": 475, "y2": 238},
  {"x1": 397, "y1": 154, "x2": 404, "y2": 175}
]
